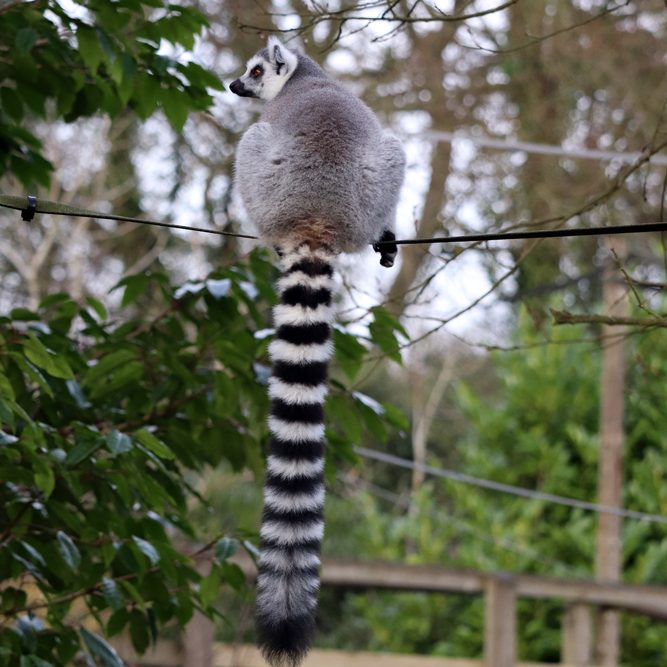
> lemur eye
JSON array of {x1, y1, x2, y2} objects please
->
[{"x1": 250, "y1": 66, "x2": 263, "y2": 78}]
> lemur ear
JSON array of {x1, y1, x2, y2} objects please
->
[
  {"x1": 273, "y1": 45, "x2": 285, "y2": 68},
  {"x1": 267, "y1": 36, "x2": 296, "y2": 75}
]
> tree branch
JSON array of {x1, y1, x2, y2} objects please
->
[{"x1": 551, "y1": 309, "x2": 667, "y2": 329}]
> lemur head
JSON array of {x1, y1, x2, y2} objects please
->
[{"x1": 230, "y1": 37, "x2": 298, "y2": 101}]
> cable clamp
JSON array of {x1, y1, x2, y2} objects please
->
[{"x1": 21, "y1": 195, "x2": 37, "y2": 222}]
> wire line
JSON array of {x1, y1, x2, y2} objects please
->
[
  {"x1": 2, "y1": 194, "x2": 667, "y2": 247},
  {"x1": 339, "y1": 475, "x2": 583, "y2": 575},
  {"x1": 0, "y1": 194, "x2": 257, "y2": 240},
  {"x1": 422, "y1": 130, "x2": 667, "y2": 167},
  {"x1": 355, "y1": 447, "x2": 667, "y2": 525},
  {"x1": 387, "y1": 221, "x2": 667, "y2": 246}
]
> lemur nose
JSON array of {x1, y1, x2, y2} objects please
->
[{"x1": 229, "y1": 79, "x2": 243, "y2": 95}]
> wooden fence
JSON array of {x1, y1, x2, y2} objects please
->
[
  {"x1": 114, "y1": 556, "x2": 667, "y2": 667},
  {"x1": 113, "y1": 637, "x2": 578, "y2": 667}
]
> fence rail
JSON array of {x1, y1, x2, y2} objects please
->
[
  {"x1": 113, "y1": 637, "x2": 578, "y2": 667},
  {"x1": 115, "y1": 556, "x2": 667, "y2": 667},
  {"x1": 314, "y1": 558, "x2": 667, "y2": 619}
]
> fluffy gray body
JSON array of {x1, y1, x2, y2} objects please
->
[
  {"x1": 234, "y1": 51, "x2": 405, "y2": 252},
  {"x1": 231, "y1": 38, "x2": 405, "y2": 667}
]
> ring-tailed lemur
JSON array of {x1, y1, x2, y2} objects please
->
[{"x1": 231, "y1": 37, "x2": 405, "y2": 667}]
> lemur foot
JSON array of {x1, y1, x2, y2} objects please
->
[{"x1": 373, "y1": 229, "x2": 398, "y2": 268}]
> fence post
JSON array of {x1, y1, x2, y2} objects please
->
[
  {"x1": 484, "y1": 574, "x2": 516, "y2": 667},
  {"x1": 562, "y1": 603, "x2": 593, "y2": 666},
  {"x1": 182, "y1": 612, "x2": 214, "y2": 667},
  {"x1": 182, "y1": 554, "x2": 215, "y2": 667}
]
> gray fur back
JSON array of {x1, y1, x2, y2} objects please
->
[{"x1": 235, "y1": 53, "x2": 405, "y2": 252}]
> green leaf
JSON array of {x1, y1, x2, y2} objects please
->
[
  {"x1": 89, "y1": 361, "x2": 143, "y2": 399},
  {"x1": 128, "y1": 609, "x2": 150, "y2": 654},
  {"x1": 327, "y1": 394, "x2": 363, "y2": 444},
  {"x1": 333, "y1": 327, "x2": 367, "y2": 380},
  {"x1": 112, "y1": 273, "x2": 150, "y2": 306},
  {"x1": 66, "y1": 380, "x2": 91, "y2": 409},
  {"x1": 77, "y1": 27, "x2": 102, "y2": 73},
  {"x1": 160, "y1": 86, "x2": 188, "y2": 131},
  {"x1": 15, "y1": 28, "x2": 39, "y2": 54},
  {"x1": 33, "y1": 463, "x2": 55, "y2": 497},
  {"x1": 198, "y1": 566, "x2": 220, "y2": 607},
  {"x1": 20, "y1": 541, "x2": 46, "y2": 567},
  {"x1": 1, "y1": 87, "x2": 23, "y2": 122},
  {"x1": 368, "y1": 306, "x2": 407, "y2": 364},
  {"x1": 106, "y1": 609, "x2": 129, "y2": 637},
  {"x1": 65, "y1": 439, "x2": 102, "y2": 466},
  {"x1": 215, "y1": 537, "x2": 239, "y2": 562},
  {"x1": 135, "y1": 430, "x2": 174, "y2": 460},
  {"x1": 83, "y1": 349, "x2": 137, "y2": 387},
  {"x1": 120, "y1": 580, "x2": 145, "y2": 610},
  {"x1": 86, "y1": 296, "x2": 108, "y2": 320},
  {"x1": 132, "y1": 536, "x2": 160, "y2": 565},
  {"x1": 382, "y1": 402, "x2": 409, "y2": 432},
  {"x1": 57, "y1": 531, "x2": 81, "y2": 570},
  {"x1": 132, "y1": 73, "x2": 160, "y2": 118},
  {"x1": 106, "y1": 430, "x2": 133, "y2": 455},
  {"x1": 0, "y1": 373, "x2": 16, "y2": 401},
  {"x1": 23, "y1": 335, "x2": 74, "y2": 379},
  {"x1": 80, "y1": 627, "x2": 125, "y2": 667},
  {"x1": 102, "y1": 578, "x2": 124, "y2": 611},
  {"x1": 221, "y1": 561, "x2": 246, "y2": 592},
  {"x1": 22, "y1": 656, "x2": 54, "y2": 667},
  {"x1": 0, "y1": 430, "x2": 18, "y2": 445}
]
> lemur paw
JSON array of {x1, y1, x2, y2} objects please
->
[{"x1": 373, "y1": 229, "x2": 397, "y2": 268}]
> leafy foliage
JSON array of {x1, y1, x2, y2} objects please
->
[
  {"x1": 320, "y1": 313, "x2": 667, "y2": 664},
  {"x1": 0, "y1": 0, "x2": 223, "y2": 187},
  {"x1": 0, "y1": 247, "x2": 407, "y2": 665},
  {"x1": 0, "y1": 252, "x2": 276, "y2": 664}
]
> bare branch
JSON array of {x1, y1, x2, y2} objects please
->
[
  {"x1": 459, "y1": 0, "x2": 633, "y2": 55},
  {"x1": 551, "y1": 309, "x2": 667, "y2": 329},
  {"x1": 237, "y1": 0, "x2": 521, "y2": 45}
]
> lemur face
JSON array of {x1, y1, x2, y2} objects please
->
[{"x1": 230, "y1": 37, "x2": 297, "y2": 101}]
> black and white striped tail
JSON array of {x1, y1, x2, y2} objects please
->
[{"x1": 256, "y1": 243, "x2": 336, "y2": 667}]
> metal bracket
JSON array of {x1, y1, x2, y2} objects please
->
[{"x1": 21, "y1": 195, "x2": 37, "y2": 222}]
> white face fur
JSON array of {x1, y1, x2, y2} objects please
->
[{"x1": 231, "y1": 37, "x2": 298, "y2": 101}]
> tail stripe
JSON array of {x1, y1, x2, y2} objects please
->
[
  {"x1": 274, "y1": 361, "x2": 327, "y2": 386},
  {"x1": 268, "y1": 417, "x2": 325, "y2": 443},
  {"x1": 278, "y1": 272, "x2": 333, "y2": 292},
  {"x1": 256, "y1": 244, "x2": 335, "y2": 667},
  {"x1": 284, "y1": 258, "x2": 333, "y2": 278},
  {"x1": 260, "y1": 536, "x2": 321, "y2": 552},
  {"x1": 269, "y1": 438, "x2": 324, "y2": 461},
  {"x1": 269, "y1": 339, "x2": 332, "y2": 364},
  {"x1": 262, "y1": 507, "x2": 323, "y2": 525},
  {"x1": 267, "y1": 455, "x2": 324, "y2": 479},
  {"x1": 276, "y1": 322, "x2": 330, "y2": 346},
  {"x1": 264, "y1": 485, "x2": 325, "y2": 512},
  {"x1": 273, "y1": 302, "x2": 333, "y2": 326},
  {"x1": 271, "y1": 399, "x2": 323, "y2": 424},
  {"x1": 260, "y1": 518, "x2": 325, "y2": 544},
  {"x1": 265, "y1": 472, "x2": 323, "y2": 495},
  {"x1": 281, "y1": 285, "x2": 332, "y2": 308},
  {"x1": 261, "y1": 548, "x2": 320, "y2": 571},
  {"x1": 269, "y1": 379, "x2": 328, "y2": 405}
]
